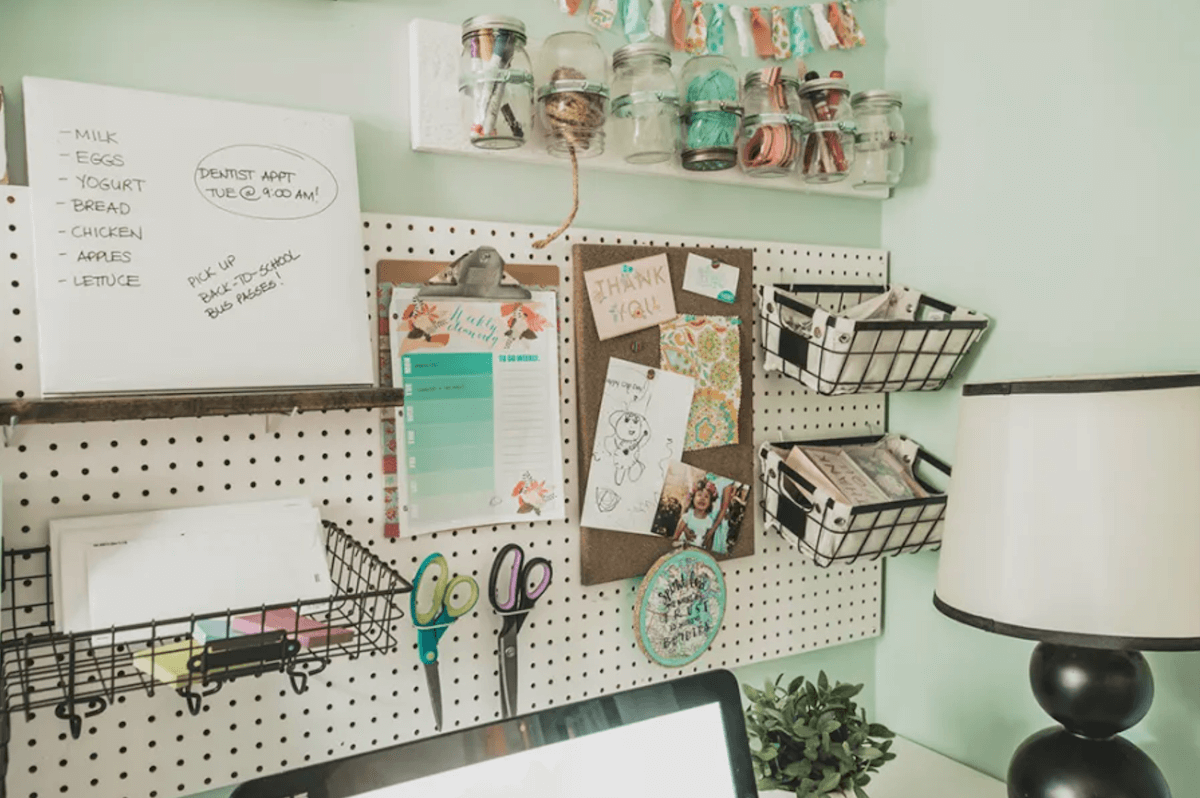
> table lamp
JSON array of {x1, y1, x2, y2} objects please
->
[{"x1": 934, "y1": 374, "x2": 1200, "y2": 798}]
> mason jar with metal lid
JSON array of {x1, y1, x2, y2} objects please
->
[
  {"x1": 798, "y1": 74, "x2": 857, "y2": 183},
  {"x1": 740, "y1": 68, "x2": 806, "y2": 177},
  {"x1": 679, "y1": 54, "x2": 742, "y2": 171},
  {"x1": 610, "y1": 42, "x2": 679, "y2": 165},
  {"x1": 536, "y1": 30, "x2": 609, "y2": 159},
  {"x1": 850, "y1": 90, "x2": 910, "y2": 189},
  {"x1": 459, "y1": 15, "x2": 533, "y2": 150}
]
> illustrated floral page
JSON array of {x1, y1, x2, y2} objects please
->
[
  {"x1": 389, "y1": 288, "x2": 565, "y2": 536},
  {"x1": 660, "y1": 315, "x2": 742, "y2": 451}
]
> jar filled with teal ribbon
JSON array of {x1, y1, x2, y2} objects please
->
[{"x1": 679, "y1": 54, "x2": 742, "y2": 171}]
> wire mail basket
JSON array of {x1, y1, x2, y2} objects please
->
[
  {"x1": 0, "y1": 521, "x2": 412, "y2": 739},
  {"x1": 759, "y1": 435, "x2": 950, "y2": 567},
  {"x1": 759, "y1": 284, "x2": 988, "y2": 395}
]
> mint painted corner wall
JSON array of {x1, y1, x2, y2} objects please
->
[
  {"x1": 879, "y1": 0, "x2": 1200, "y2": 791},
  {"x1": 0, "y1": 2, "x2": 889, "y2": 797}
]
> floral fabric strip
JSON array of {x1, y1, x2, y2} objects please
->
[
  {"x1": 685, "y1": 1, "x2": 709, "y2": 53},
  {"x1": 770, "y1": 6, "x2": 792, "y2": 59},
  {"x1": 589, "y1": 0, "x2": 617, "y2": 29},
  {"x1": 660, "y1": 315, "x2": 742, "y2": 451}
]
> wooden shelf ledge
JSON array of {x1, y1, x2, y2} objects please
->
[{"x1": 0, "y1": 387, "x2": 404, "y2": 427}]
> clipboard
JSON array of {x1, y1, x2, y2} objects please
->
[{"x1": 376, "y1": 248, "x2": 561, "y2": 538}]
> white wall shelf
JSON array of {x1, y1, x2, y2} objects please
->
[{"x1": 408, "y1": 19, "x2": 890, "y2": 201}]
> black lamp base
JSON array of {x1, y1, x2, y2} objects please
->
[{"x1": 1008, "y1": 643, "x2": 1171, "y2": 798}]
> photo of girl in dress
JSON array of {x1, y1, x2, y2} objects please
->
[{"x1": 650, "y1": 462, "x2": 749, "y2": 555}]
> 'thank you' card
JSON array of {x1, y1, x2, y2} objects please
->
[{"x1": 582, "y1": 254, "x2": 678, "y2": 340}]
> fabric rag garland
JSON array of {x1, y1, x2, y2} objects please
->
[
  {"x1": 648, "y1": 0, "x2": 669, "y2": 38},
  {"x1": 707, "y1": 2, "x2": 728, "y2": 53},
  {"x1": 685, "y1": 1, "x2": 709, "y2": 53},
  {"x1": 671, "y1": 0, "x2": 688, "y2": 49},
  {"x1": 622, "y1": 0, "x2": 653, "y2": 40},
  {"x1": 569, "y1": 1, "x2": 867, "y2": 58},
  {"x1": 589, "y1": 0, "x2": 617, "y2": 28}
]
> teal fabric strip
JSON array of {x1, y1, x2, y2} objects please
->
[
  {"x1": 791, "y1": 5, "x2": 814, "y2": 57},
  {"x1": 708, "y1": 3, "x2": 728, "y2": 53},
  {"x1": 622, "y1": 0, "x2": 653, "y2": 41}
]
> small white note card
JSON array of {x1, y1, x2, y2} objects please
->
[
  {"x1": 683, "y1": 254, "x2": 740, "y2": 304},
  {"x1": 581, "y1": 358, "x2": 695, "y2": 535},
  {"x1": 583, "y1": 254, "x2": 677, "y2": 340}
]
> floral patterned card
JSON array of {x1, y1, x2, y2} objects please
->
[
  {"x1": 660, "y1": 315, "x2": 742, "y2": 451},
  {"x1": 388, "y1": 287, "x2": 565, "y2": 536}
]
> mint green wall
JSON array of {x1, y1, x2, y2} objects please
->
[
  {"x1": 0, "y1": 2, "x2": 888, "y2": 797},
  {"x1": 880, "y1": 0, "x2": 1200, "y2": 791}
]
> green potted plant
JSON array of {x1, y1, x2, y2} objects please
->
[{"x1": 743, "y1": 672, "x2": 896, "y2": 798}]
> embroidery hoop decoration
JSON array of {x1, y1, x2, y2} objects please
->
[{"x1": 634, "y1": 546, "x2": 727, "y2": 667}]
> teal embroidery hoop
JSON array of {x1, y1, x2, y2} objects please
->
[{"x1": 635, "y1": 547, "x2": 727, "y2": 667}]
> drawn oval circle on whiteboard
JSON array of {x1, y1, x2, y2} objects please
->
[
  {"x1": 194, "y1": 144, "x2": 340, "y2": 220},
  {"x1": 635, "y1": 548, "x2": 727, "y2": 667}
]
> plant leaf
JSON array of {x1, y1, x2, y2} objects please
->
[
  {"x1": 744, "y1": 684, "x2": 763, "y2": 701},
  {"x1": 818, "y1": 671, "x2": 830, "y2": 693},
  {"x1": 789, "y1": 675, "x2": 807, "y2": 694},
  {"x1": 818, "y1": 771, "x2": 840, "y2": 792},
  {"x1": 859, "y1": 747, "x2": 884, "y2": 762},
  {"x1": 854, "y1": 787, "x2": 870, "y2": 798},
  {"x1": 867, "y1": 723, "x2": 894, "y2": 739},
  {"x1": 792, "y1": 722, "x2": 819, "y2": 738}
]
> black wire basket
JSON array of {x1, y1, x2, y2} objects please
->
[
  {"x1": 759, "y1": 284, "x2": 988, "y2": 395},
  {"x1": 0, "y1": 521, "x2": 411, "y2": 738},
  {"x1": 759, "y1": 436, "x2": 950, "y2": 567}
]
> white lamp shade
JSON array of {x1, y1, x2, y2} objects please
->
[{"x1": 935, "y1": 374, "x2": 1200, "y2": 649}]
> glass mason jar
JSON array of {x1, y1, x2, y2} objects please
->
[
  {"x1": 610, "y1": 42, "x2": 679, "y2": 165},
  {"x1": 679, "y1": 54, "x2": 741, "y2": 171},
  {"x1": 459, "y1": 16, "x2": 534, "y2": 150},
  {"x1": 536, "y1": 31, "x2": 609, "y2": 159},
  {"x1": 798, "y1": 75, "x2": 857, "y2": 183},
  {"x1": 740, "y1": 68, "x2": 805, "y2": 178},
  {"x1": 851, "y1": 90, "x2": 910, "y2": 189}
]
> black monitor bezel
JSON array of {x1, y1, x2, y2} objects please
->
[{"x1": 232, "y1": 668, "x2": 756, "y2": 798}]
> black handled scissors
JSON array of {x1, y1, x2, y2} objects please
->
[{"x1": 488, "y1": 543, "x2": 552, "y2": 719}]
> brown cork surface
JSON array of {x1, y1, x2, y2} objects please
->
[{"x1": 574, "y1": 245, "x2": 755, "y2": 585}]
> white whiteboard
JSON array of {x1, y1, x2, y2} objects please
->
[{"x1": 23, "y1": 77, "x2": 374, "y2": 395}]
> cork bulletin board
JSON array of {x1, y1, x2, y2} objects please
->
[{"x1": 574, "y1": 245, "x2": 755, "y2": 585}]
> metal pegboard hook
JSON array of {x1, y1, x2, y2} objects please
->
[
  {"x1": 3, "y1": 416, "x2": 20, "y2": 448},
  {"x1": 264, "y1": 407, "x2": 299, "y2": 435}
]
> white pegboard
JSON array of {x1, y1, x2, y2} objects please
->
[{"x1": 1, "y1": 188, "x2": 888, "y2": 798}]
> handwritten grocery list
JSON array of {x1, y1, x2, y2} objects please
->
[{"x1": 23, "y1": 76, "x2": 372, "y2": 394}]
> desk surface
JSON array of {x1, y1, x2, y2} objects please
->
[{"x1": 869, "y1": 737, "x2": 1006, "y2": 797}]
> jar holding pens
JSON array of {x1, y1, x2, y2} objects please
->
[
  {"x1": 459, "y1": 16, "x2": 534, "y2": 150},
  {"x1": 798, "y1": 72, "x2": 857, "y2": 183}
]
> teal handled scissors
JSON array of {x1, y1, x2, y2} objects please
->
[{"x1": 411, "y1": 552, "x2": 479, "y2": 731}]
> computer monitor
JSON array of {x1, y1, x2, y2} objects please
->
[{"x1": 233, "y1": 669, "x2": 757, "y2": 798}]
